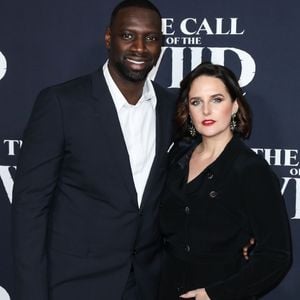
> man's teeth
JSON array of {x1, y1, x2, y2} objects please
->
[{"x1": 127, "y1": 58, "x2": 145, "y2": 64}]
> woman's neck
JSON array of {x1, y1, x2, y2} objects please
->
[{"x1": 196, "y1": 133, "x2": 233, "y2": 160}]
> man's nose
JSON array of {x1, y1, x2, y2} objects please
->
[{"x1": 131, "y1": 37, "x2": 146, "y2": 53}]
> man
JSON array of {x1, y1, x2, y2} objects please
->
[{"x1": 12, "y1": 1, "x2": 176, "y2": 299}]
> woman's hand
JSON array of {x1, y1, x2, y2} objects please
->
[{"x1": 180, "y1": 288, "x2": 211, "y2": 300}]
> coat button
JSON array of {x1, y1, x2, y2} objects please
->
[
  {"x1": 207, "y1": 172, "x2": 214, "y2": 179},
  {"x1": 184, "y1": 206, "x2": 190, "y2": 214},
  {"x1": 209, "y1": 190, "x2": 218, "y2": 198},
  {"x1": 185, "y1": 244, "x2": 191, "y2": 252},
  {"x1": 132, "y1": 249, "x2": 137, "y2": 255}
]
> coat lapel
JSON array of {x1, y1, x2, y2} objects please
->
[
  {"x1": 90, "y1": 70, "x2": 137, "y2": 201},
  {"x1": 140, "y1": 83, "x2": 175, "y2": 209}
]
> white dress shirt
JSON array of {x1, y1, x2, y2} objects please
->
[{"x1": 103, "y1": 61, "x2": 157, "y2": 207}]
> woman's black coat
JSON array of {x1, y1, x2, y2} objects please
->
[{"x1": 159, "y1": 136, "x2": 292, "y2": 300}]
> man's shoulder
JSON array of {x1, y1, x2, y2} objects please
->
[
  {"x1": 46, "y1": 71, "x2": 96, "y2": 94},
  {"x1": 31, "y1": 70, "x2": 104, "y2": 111},
  {"x1": 40, "y1": 69, "x2": 104, "y2": 100},
  {"x1": 152, "y1": 81, "x2": 177, "y2": 99}
]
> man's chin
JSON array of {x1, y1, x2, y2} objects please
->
[
  {"x1": 116, "y1": 63, "x2": 152, "y2": 82},
  {"x1": 124, "y1": 70, "x2": 150, "y2": 82},
  {"x1": 127, "y1": 74, "x2": 148, "y2": 82}
]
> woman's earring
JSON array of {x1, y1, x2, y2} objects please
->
[
  {"x1": 230, "y1": 113, "x2": 237, "y2": 131},
  {"x1": 189, "y1": 118, "x2": 196, "y2": 137}
]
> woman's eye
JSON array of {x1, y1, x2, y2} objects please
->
[
  {"x1": 191, "y1": 100, "x2": 200, "y2": 106},
  {"x1": 212, "y1": 97, "x2": 222, "y2": 103}
]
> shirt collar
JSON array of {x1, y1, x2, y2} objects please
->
[{"x1": 102, "y1": 60, "x2": 156, "y2": 112}]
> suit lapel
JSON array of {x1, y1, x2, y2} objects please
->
[
  {"x1": 140, "y1": 84, "x2": 174, "y2": 209},
  {"x1": 90, "y1": 70, "x2": 137, "y2": 201}
]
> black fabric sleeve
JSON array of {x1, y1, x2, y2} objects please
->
[
  {"x1": 205, "y1": 156, "x2": 292, "y2": 300},
  {"x1": 12, "y1": 88, "x2": 65, "y2": 300}
]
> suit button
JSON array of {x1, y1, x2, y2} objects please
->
[
  {"x1": 132, "y1": 249, "x2": 137, "y2": 255},
  {"x1": 139, "y1": 210, "x2": 143, "y2": 216},
  {"x1": 184, "y1": 206, "x2": 190, "y2": 214},
  {"x1": 207, "y1": 172, "x2": 214, "y2": 179},
  {"x1": 163, "y1": 238, "x2": 169, "y2": 247},
  {"x1": 185, "y1": 244, "x2": 191, "y2": 252},
  {"x1": 209, "y1": 190, "x2": 217, "y2": 198}
]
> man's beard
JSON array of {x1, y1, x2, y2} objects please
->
[{"x1": 115, "y1": 61, "x2": 153, "y2": 82}]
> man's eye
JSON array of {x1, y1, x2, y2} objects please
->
[
  {"x1": 122, "y1": 33, "x2": 133, "y2": 40},
  {"x1": 145, "y1": 35, "x2": 159, "y2": 42}
]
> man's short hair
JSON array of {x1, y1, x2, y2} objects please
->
[{"x1": 110, "y1": 0, "x2": 162, "y2": 26}]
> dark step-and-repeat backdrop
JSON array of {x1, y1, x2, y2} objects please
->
[{"x1": 0, "y1": 1, "x2": 299, "y2": 299}]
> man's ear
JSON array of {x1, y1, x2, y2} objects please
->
[{"x1": 105, "y1": 27, "x2": 111, "y2": 49}]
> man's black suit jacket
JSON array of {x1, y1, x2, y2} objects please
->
[{"x1": 12, "y1": 69, "x2": 176, "y2": 300}]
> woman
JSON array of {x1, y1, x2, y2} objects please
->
[{"x1": 159, "y1": 62, "x2": 292, "y2": 300}]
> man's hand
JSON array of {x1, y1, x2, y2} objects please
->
[{"x1": 243, "y1": 238, "x2": 255, "y2": 260}]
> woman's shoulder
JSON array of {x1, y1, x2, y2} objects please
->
[
  {"x1": 167, "y1": 137, "x2": 199, "y2": 167},
  {"x1": 233, "y1": 138, "x2": 274, "y2": 176}
]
